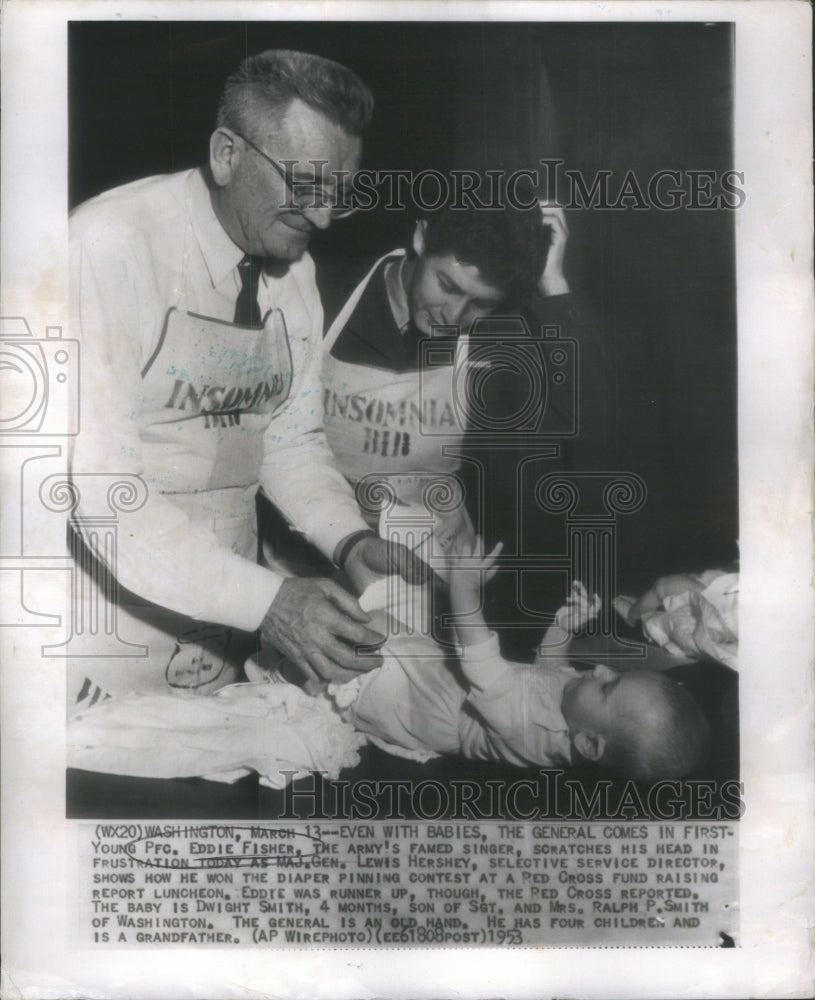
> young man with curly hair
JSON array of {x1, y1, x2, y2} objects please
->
[{"x1": 260, "y1": 191, "x2": 613, "y2": 670}]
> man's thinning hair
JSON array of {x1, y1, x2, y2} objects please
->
[{"x1": 217, "y1": 49, "x2": 374, "y2": 139}]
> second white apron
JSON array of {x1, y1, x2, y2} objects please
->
[{"x1": 322, "y1": 252, "x2": 473, "y2": 561}]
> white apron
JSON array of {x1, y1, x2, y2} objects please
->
[
  {"x1": 322, "y1": 252, "x2": 473, "y2": 567},
  {"x1": 68, "y1": 304, "x2": 292, "y2": 712}
]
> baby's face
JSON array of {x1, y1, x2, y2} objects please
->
[{"x1": 561, "y1": 664, "x2": 664, "y2": 738}]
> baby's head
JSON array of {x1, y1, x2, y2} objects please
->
[{"x1": 560, "y1": 664, "x2": 710, "y2": 781}]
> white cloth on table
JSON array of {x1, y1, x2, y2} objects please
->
[
  {"x1": 67, "y1": 682, "x2": 364, "y2": 788},
  {"x1": 617, "y1": 570, "x2": 738, "y2": 669}
]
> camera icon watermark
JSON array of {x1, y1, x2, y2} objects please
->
[
  {"x1": 0, "y1": 317, "x2": 79, "y2": 435},
  {"x1": 417, "y1": 315, "x2": 578, "y2": 439},
  {"x1": 353, "y1": 471, "x2": 468, "y2": 649}
]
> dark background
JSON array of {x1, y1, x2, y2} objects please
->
[{"x1": 69, "y1": 20, "x2": 738, "y2": 581}]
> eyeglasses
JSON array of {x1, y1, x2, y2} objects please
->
[{"x1": 230, "y1": 128, "x2": 357, "y2": 220}]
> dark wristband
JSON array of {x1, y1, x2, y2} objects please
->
[{"x1": 334, "y1": 529, "x2": 377, "y2": 569}]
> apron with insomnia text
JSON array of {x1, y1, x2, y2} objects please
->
[
  {"x1": 323, "y1": 251, "x2": 474, "y2": 572},
  {"x1": 68, "y1": 302, "x2": 293, "y2": 714}
]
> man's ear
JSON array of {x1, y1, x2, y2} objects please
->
[
  {"x1": 572, "y1": 730, "x2": 607, "y2": 763},
  {"x1": 209, "y1": 128, "x2": 239, "y2": 188},
  {"x1": 412, "y1": 219, "x2": 428, "y2": 257}
]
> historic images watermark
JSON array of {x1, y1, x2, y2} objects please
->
[
  {"x1": 273, "y1": 161, "x2": 746, "y2": 214},
  {"x1": 277, "y1": 770, "x2": 744, "y2": 822}
]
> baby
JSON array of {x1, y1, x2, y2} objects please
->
[{"x1": 329, "y1": 537, "x2": 711, "y2": 781}]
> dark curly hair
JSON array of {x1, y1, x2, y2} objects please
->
[{"x1": 419, "y1": 191, "x2": 551, "y2": 301}]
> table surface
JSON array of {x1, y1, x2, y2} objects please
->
[{"x1": 568, "y1": 632, "x2": 697, "y2": 671}]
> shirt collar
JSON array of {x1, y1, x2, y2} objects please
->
[
  {"x1": 384, "y1": 255, "x2": 412, "y2": 332},
  {"x1": 188, "y1": 168, "x2": 245, "y2": 288}
]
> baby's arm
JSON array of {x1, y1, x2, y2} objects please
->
[
  {"x1": 458, "y1": 641, "x2": 569, "y2": 768},
  {"x1": 536, "y1": 581, "x2": 601, "y2": 668},
  {"x1": 448, "y1": 535, "x2": 503, "y2": 648}
]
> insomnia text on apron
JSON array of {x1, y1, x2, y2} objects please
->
[
  {"x1": 69, "y1": 293, "x2": 292, "y2": 712},
  {"x1": 322, "y1": 251, "x2": 472, "y2": 557}
]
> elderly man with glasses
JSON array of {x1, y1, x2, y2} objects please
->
[{"x1": 67, "y1": 49, "x2": 418, "y2": 711}]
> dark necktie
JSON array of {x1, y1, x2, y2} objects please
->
[{"x1": 233, "y1": 254, "x2": 265, "y2": 328}]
